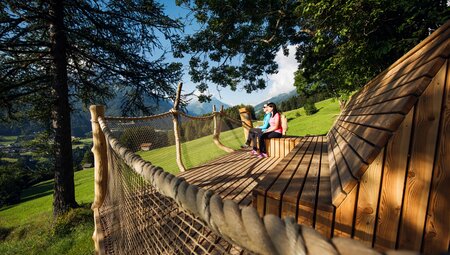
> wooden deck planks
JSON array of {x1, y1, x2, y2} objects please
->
[
  {"x1": 280, "y1": 136, "x2": 319, "y2": 221},
  {"x1": 333, "y1": 125, "x2": 380, "y2": 164},
  {"x1": 264, "y1": 137, "x2": 312, "y2": 200},
  {"x1": 226, "y1": 158, "x2": 282, "y2": 206},
  {"x1": 335, "y1": 120, "x2": 391, "y2": 150},
  {"x1": 181, "y1": 152, "x2": 247, "y2": 181},
  {"x1": 328, "y1": 131, "x2": 359, "y2": 195},
  {"x1": 353, "y1": 149, "x2": 384, "y2": 246},
  {"x1": 422, "y1": 60, "x2": 450, "y2": 254},
  {"x1": 339, "y1": 113, "x2": 405, "y2": 132},
  {"x1": 328, "y1": 139, "x2": 348, "y2": 207},
  {"x1": 211, "y1": 156, "x2": 277, "y2": 196},
  {"x1": 398, "y1": 60, "x2": 447, "y2": 250},
  {"x1": 343, "y1": 95, "x2": 419, "y2": 116},
  {"x1": 346, "y1": 76, "x2": 433, "y2": 113},
  {"x1": 374, "y1": 107, "x2": 414, "y2": 250},
  {"x1": 295, "y1": 137, "x2": 324, "y2": 226},
  {"x1": 350, "y1": 27, "x2": 450, "y2": 106},
  {"x1": 349, "y1": 57, "x2": 446, "y2": 108},
  {"x1": 182, "y1": 152, "x2": 250, "y2": 184},
  {"x1": 255, "y1": 138, "x2": 308, "y2": 193},
  {"x1": 315, "y1": 138, "x2": 335, "y2": 239}
]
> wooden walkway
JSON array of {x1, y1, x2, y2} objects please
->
[
  {"x1": 178, "y1": 149, "x2": 282, "y2": 207},
  {"x1": 177, "y1": 22, "x2": 450, "y2": 254}
]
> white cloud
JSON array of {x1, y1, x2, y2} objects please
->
[{"x1": 267, "y1": 45, "x2": 298, "y2": 98}]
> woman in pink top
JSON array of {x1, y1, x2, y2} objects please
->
[{"x1": 253, "y1": 102, "x2": 282, "y2": 158}]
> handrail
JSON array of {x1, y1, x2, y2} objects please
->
[{"x1": 93, "y1": 115, "x2": 415, "y2": 255}]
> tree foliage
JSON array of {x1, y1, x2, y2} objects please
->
[
  {"x1": 176, "y1": 0, "x2": 449, "y2": 100},
  {"x1": 0, "y1": 0, "x2": 182, "y2": 216}
]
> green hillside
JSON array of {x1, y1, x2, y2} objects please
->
[
  {"x1": 139, "y1": 127, "x2": 245, "y2": 174},
  {"x1": 0, "y1": 169, "x2": 94, "y2": 255},
  {"x1": 284, "y1": 98, "x2": 340, "y2": 136}
]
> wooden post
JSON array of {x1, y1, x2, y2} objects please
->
[
  {"x1": 172, "y1": 82, "x2": 186, "y2": 172},
  {"x1": 90, "y1": 105, "x2": 108, "y2": 209},
  {"x1": 239, "y1": 107, "x2": 253, "y2": 141},
  {"x1": 89, "y1": 105, "x2": 108, "y2": 255},
  {"x1": 213, "y1": 105, "x2": 234, "y2": 153}
]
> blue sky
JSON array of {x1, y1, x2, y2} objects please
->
[{"x1": 158, "y1": 1, "x2": 298, "y2": 106}]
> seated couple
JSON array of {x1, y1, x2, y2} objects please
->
[{"x1": 241, "y1": 102, "x2": 283, "y2": 158}]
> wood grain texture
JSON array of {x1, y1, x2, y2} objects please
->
[
  {"x1": 336, "y1": 120, "x2": 391, "y2": 148},
  {"x1": 328, "y1": 140, "x2": 347, "y2": 207},
  {"x1": 347, "y1": 77, "x2": 433, "y2": 113},
  {"x1": 398, "y1": 61, "x2": 446, "y2": 250},
  {"x1": 334, "y1": 184, "x2": 358, "y2": 238},
  {"x1": 298, "y1": 136, "x2": 324, "y2": 207},
  {"x1": 254, "y1": 138, "x2": 307, "y2": 194},
  {"x1": 354, "y1": 150, "x2": 384, "y2": 246},
  {"x1": 331, "y1": 128, "x2": 369, "y2": 179},
  {"x1": 343, "y1": 96, "x2": 418, "y2": 116},
  {"x1": 334, "y1": 125, "x2": 380, "y2": 164},
  {"x1": 339, "y1": 113, "x2": 406, "y2": 132},
  {"x1": 315, "y1": 137, "x2": 335, "y2": 238},
  {"x1": 283, "y1": 136, "x2": 318, "y2": 204},
  {"x1": 422, "y1": 60, "x2": 450, "y2": 254},
  {"x1": 266, "y1": 137, "x2": 313, "y2": 200},
  {"x1": 374, "y1": 109, "x2": 414, "y2": 250},
  {"x1": 350, "y1": 29, "x2": 449, "y2": 108},
  {"x1": 349, "y1": 57, "x2": 446, "y2": 108}
]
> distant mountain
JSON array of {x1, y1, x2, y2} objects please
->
[
  {"x1": 185, "y1": 97, "x2": 230, "y2": 115},
  {"x1": 254, "y1": 89, "x2": 298, "y2": 112}
]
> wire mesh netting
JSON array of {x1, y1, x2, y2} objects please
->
[
  {"x1": 104, "y1": 111, "x2": 245, "y2": 174},
  {"x1": 98, "y1": 143, "x2": 252, "y2": 255}
]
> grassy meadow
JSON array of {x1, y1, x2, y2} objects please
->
[
  {"x1": 138, "y1": 127, "x2": 245, "y2": 173},
  {"x1": 283, "y1": 98, "x2": 340, "y2": 136},
  {"x1": 0, "y1": 169, "x2": 94, "y2": 255},
  {"x1": 0, "y1": 97, "x2": 341, "y2": 254}
]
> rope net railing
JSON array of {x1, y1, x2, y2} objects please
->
[
  {"x1": 99, "y1": 138, "x2": 248, "y2": 254},
  {"x1": 103, "y1": 110, "x2": 246, "y2": 173},
  {"x1": 94, "y1": 113, "x2": 417, "y2": 255}
]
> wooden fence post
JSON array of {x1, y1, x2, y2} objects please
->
[
  {"x1": 90, "y1": 105, "x2": 108, "y2": 255},
  {"x1": 239, "y1": 107, "x2": 253, "y2": 141},
  {"x1": 90, "y1": 105, "x2": 108, "y2": 208},
  {"x1": 172, "y1": 82, "x2": 186, "y2": 172},
  {"x1": 213, "y1": 105, "x2": 234, "y2": 153}
]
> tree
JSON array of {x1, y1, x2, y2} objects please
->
[
  {"x1": 175, "y1": 0, "x2": 449, "y2": 103},
  {"x1": 1, "y1": 0, "x2": 182, "y2": 217}
]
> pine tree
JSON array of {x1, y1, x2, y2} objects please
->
[{"x1": 0, "y1": 0, "x2": 182, "y2": 217}]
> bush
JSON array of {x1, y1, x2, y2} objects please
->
[
  {"x1": 81, "y1": 149, "x2": 94, "y2": 166},
  {"x1": 53, "y1": 204, "x2": 93, "y2": 237},
  {"x1": 0, "y1": 164, "x2": 25, "y2": 206},
  {"x1": 304, "y1": 100, "x2": 318, "y2": 115}
]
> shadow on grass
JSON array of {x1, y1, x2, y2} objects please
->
[
  {"x1": 0, "y1": 226, "x2": 13, "y2": 241},
  {"x1": 0, "y1": 182, "x2": 53, "y2": 212}
]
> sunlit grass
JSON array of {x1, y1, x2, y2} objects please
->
[
  {"x1": 283, "y1": 98, "x2": 340, "y2": 136},
  {"x1": 0, "y1": 169, "x2": 94, "y2": 255},
  {"x1": 138, "y1": 127, "x2": 245, "y2": 174}
]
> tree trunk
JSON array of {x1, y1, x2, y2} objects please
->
[
  {"x1": 338, "y1": 99, "x2": 347, "y2": 111},
  {"x1": 50, "y1": 0, "x2": 77, "y2": 217}
]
